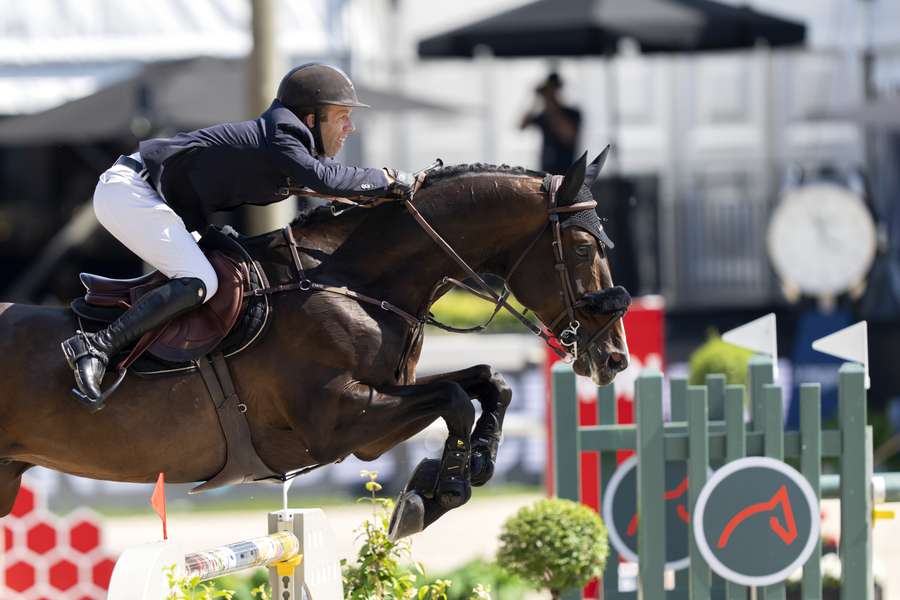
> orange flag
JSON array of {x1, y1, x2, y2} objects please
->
[{"x1": 150, "y1": 472, "x2": 168, "y2": 540}]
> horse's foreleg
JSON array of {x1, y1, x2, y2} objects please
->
[
  {"x1": 345, "y1": 379, "x2": 475, "y2": 539},
  {"x1": 415, "y1": 365, "x2": 512, "y2": 486},
  {"x1": 371, "y1": 380, "x2": 475, "y2": 509},
  {"x1": 0, "y1": 461, "x2": 31, "y2": 517}
]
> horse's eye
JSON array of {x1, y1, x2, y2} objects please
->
[{"x1": 575, "y1": 244, "x2": 592, "y2": 258}]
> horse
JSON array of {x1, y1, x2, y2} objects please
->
[{"x1": 0, "y1": 151, "x2": 630, "y2": 538}]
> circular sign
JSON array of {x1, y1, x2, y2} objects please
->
[
  {"x1": 602, "y1": 456, "x2": 698, "y2": 571},
  {"x1": 693, "y1": 457, "x2": 819, "y2": 587}
]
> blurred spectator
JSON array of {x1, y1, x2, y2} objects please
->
[{"x1": 519, "y1": 72, "x2": 582, "y2": 175}]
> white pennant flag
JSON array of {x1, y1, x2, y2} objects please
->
[
  {"x1": 722, "y1": 313, "x2": 779, "y2": 378},
  {"x1": 812, "y1": 321, "x2": 870, "y2": 389}
]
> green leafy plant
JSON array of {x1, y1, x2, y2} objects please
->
[
  {"x1": 162, "y1": 562, "x2": 270, "y2": 600},
  {"x1": 341, "y1": 470, "x2": 420, "y2": 599},
  {"x1": 421, "y1": 559, "x2": 529, "y2": 600},
  {"x1": 496, "y1": 498, "x2": 608, "y2": 600},
  {"x1": 164, "y1": 564, "x2": 234, "y2": 600},
  {"x1": 688, "y1": 331, "x2": 753, "y2": 386},
  {"x1": 341, "y1": 470, "x2": 494, "y2": 600}
]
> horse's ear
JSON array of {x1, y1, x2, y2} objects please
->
[
  {"x1": 584, "y1": 145, "x2": 610, "y2": 188},
  {"x1": 557, "y1": 151, "x2": 588, "y2": 206}
]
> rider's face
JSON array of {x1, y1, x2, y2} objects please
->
[{"x1": 313, "y1": 106, "x2": 355, "y2": 158}]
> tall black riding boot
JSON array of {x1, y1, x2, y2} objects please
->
[{"x1": 61, "y1": 277, "x2": 207, "y2": 412}]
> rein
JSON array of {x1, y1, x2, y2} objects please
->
[{"x1": 250, "y1": 165, "x2": 626, "y2": 363}]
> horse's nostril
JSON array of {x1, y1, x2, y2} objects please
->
[{"x1": 607, "y1": 352, "x2": 628, "y2": 372}]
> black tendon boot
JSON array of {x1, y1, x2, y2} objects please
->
[{"x1": 61, "y1": 277, "x2": 207, "y2": 411}]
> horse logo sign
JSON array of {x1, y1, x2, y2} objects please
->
[
  {"x1": 602, "y1": 456, "x2": 701, "y2": 571},
  {"x1": 693, "y1": 457, "x2": 819, "y2": 587}
]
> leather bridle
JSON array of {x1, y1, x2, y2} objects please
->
[
  {"x1": 252, "y1": 164, "x2": 629, "y2": 363},
  {"x1": 408, "y1": 172, "x2": 629, "y2": 362}
]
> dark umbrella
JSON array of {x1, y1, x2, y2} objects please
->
[
  {"x1": 0, "y1": 57, "x2": 457, "y2": 145},
  {"x1": 418, "y1": 0, "x2": 805, "y2": 58}
]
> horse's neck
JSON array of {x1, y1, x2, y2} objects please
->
[{"x1": 286, "y1": 174, "x2": 547, "y2": 316}]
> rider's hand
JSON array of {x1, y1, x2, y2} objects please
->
[{"x1": 383, "y1": 168, "x2": 415, "y2": 200}]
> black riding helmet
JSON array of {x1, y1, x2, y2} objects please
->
[
  {"x1": 277, "y1": 63, "x2": 369, "y2": 110},
  {"x1": 277, "y1": 63, "x2": 368, "y2": 153}
]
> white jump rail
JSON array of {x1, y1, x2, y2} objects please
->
[{"x1": 108, "y1": 508, "x2": 342, "y2": 600}]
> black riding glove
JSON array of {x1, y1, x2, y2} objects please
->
[{"x1": 384, "y1": 168, "x2": 416, "y2": 200}]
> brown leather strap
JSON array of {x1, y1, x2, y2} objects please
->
[
  {"x1": 247, "y1": 278, "x2": 421, "y2": 328},
  {"x1": 116, "y1": 327, "x2": 166, "y2": 371},
  {"x1": 404, "y1": 183, "x2": 565, "y2": 356},
  {"x1": 283, "y1": 187, "x2": 397, "y2": 209},
  {"x1": 549, "y1": 200, "x2": 597, "y2": 214},
  {"x1": 547, "y1": 175, "x2": 579, "y2": 328},
  {"x1": 282, "y1": 226, "x2": 306, "y2": 281},
  {"x1": 426, "y1": 277, "x2": 510, "y2": 334},
  {"x1": 190, "y1": 352, "x2": 279, "y2": 493},
  {"x1": 403, "y1": 198, "x2": 539, "y2": 333},
  {"x1": 311, "y1": 282, "x2": 421, "y2": 326}
]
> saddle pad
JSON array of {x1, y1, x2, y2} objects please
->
[{"x1": 142, "y1": 251, "x2": 248, "y2": 363}]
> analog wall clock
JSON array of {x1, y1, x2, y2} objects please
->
[{"x1": 767, "y1": 183, "x2": 876, "y2": 303}]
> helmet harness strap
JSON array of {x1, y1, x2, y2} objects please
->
[{"x1": 308, "y1": 109, "x2": 325, "y2": 156}]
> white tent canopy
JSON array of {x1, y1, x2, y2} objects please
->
[{"x1": 0, "y1": 0, "x2": 356, "y2": 115}]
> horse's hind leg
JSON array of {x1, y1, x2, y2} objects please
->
[{"x1": 0, "y1": 461, "x2": 31, "y2": 517}]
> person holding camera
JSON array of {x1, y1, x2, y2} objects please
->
[{"x1": 519, "y1": 72, "x2": 582, "y2": 175}]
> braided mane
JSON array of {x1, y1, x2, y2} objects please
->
[
  {"x1": 292, "y1": 163, "x2": 545, "y2": 227},
  {"x1": 421, "y1": 163, "x2": 545, "y2": 187}
]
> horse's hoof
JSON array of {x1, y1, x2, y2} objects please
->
[
  {"x1": 469, "y1": 447, "x2": 495, "y2": 487},
  {"x1": 436, "y1": 477, "x2": 471, "y2": 510},
  {"x1": 388, "y1": 490, "x2": 425, "y2": 541}
]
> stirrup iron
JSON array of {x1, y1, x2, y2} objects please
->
[{"x1": 70, "y1": 368, "x2": 127, "y2": 413}]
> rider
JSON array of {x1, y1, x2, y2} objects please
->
[{"x1": 61, "y1": 63, "x2": 414, "y2": 411}]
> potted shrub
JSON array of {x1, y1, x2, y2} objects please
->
[{"x1": 497, "y1": 498, "x2": 608, "y2": 599}]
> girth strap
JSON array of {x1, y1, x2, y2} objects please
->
[{"x1": 190, "y1": 352, "x2": 280, "y2": 493}]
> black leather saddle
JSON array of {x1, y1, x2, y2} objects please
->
[{"x1": 70, "y1": 228, "x2": 271, "y2": 375}]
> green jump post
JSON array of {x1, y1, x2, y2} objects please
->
[
  {"x1": 762, "y1": 383, "x2": 786, "y2": 600},
  {"x1": 552, "y1": 362, "x2": 580, "y2": 504},
  {"x1": 723, "y1": 384, "x2": 747, "y2": 600},
  {"x1": 599, "y1": 382, "x2": 622, "y2": 597},
  {"x1": 551, "y1": 362, "x2": 586, "y2": 600},
  {"x1": 637, "y1": 368, "x2": 666, "y2": 600},
  {"x1": 687, "y1": 385, "x2": 710, "y2": 600},
  {"x1": 838, "y1": 363, "x2": 873, "y2": 599}
]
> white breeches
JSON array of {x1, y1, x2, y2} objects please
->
[{"x1": 92, "y1": 153, "x2": 218, "y2": 302}]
